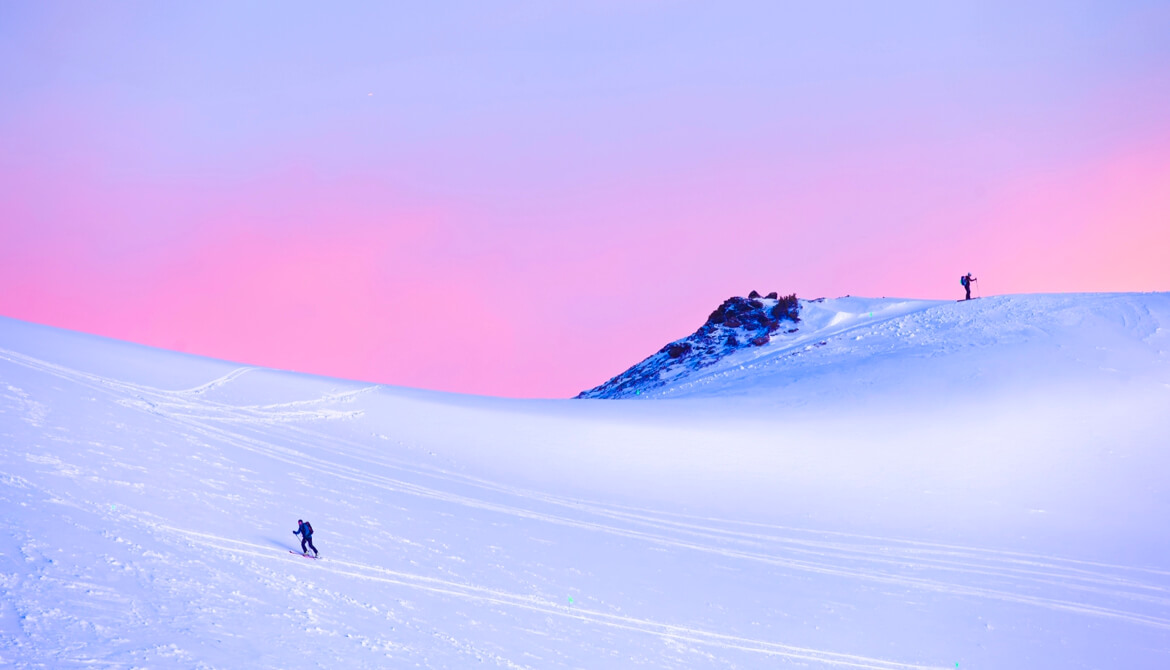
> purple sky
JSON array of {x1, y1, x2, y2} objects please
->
[{"x1": 2, "y1": 2, "x2": 1169, "y2": 397}]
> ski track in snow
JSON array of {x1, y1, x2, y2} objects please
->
[
  {"x1": 174, "y1": 366, "x2": 259, "y2": 396},
  {"x1": 147, "y1": 527, "x2": 944, "y2": 670},
  {"x1": 5, "y1": 342, "x2": 1170, "y2": 659}
]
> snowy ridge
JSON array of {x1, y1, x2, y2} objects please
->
[
  {"x1": 587, "y1": 292, "x2": 1170, "y2": 401},
  {"x1": 2, "y1": 293, "x2": 1170, "y2": 668}
]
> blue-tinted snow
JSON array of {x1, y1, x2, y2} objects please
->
[{"x1": 1, "y1": 292, "x2": 1169, "y2": 668}]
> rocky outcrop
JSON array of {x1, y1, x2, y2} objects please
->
[{"x1": 576, "y1": 292, "x2": 801, "y2": 399}]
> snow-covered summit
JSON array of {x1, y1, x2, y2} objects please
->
[{"x1": 578, "y1": 292, "x2": 1170, "y2": 403}]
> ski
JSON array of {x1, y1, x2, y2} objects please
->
[{"x1": 289, "y1": 550, "x2": 319, "y2": 560}]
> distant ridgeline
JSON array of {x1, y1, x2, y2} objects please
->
[{"x1": 576, "y1": 291, "x2": 801, "y2": 399}]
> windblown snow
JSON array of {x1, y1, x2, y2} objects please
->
[{"x1": 2, "y1": 292, "x2": 1169, "y2": 669}]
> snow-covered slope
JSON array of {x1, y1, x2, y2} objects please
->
[
  {"x1": 2, "y1": 292, "x2": 1170, "y2": 669},
  {"x1": 579, "y1": 292, "x2": 1164, "y2": 402}
]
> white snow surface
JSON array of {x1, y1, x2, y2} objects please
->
[{"x1": 2, "y1": 292, "x2": 1170, "y2": 669}]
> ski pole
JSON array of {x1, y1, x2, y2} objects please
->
[{"x1": 974, "y1": 278, "x2": 980, "y2": 298}]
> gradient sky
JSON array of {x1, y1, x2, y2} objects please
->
[{"x1": 2, "y1": 2, "x2": 1168, "y2": 398}]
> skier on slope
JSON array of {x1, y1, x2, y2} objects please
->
[
  {"x1": 960, "y1": 273, "x2": 977, "y2": 301},
  {"x1": 293, "y1": 519, "x2": 318, "y2": 557}
]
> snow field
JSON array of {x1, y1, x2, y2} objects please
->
[{"x1": 1, "y1": 292, "x2": 1169, "y2": 668}]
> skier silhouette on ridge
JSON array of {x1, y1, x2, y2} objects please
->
[{"x1": 960, "y1": 273, "x2": 977, "y2": 301}]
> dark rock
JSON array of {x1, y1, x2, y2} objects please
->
[
  {"x1": 770, "y1": 293, "x2": 801, "y2": 323},
  {"x1": 576, "y1": 290, "x2": 802, "y2": 398}
]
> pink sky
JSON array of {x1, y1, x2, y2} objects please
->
[{"x1": 2, "y1": 2, "x2": 1169, "y2": 397}]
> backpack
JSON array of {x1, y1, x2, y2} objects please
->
[
  {"x1": 304, "y1": 521, "x2": 313, "y2": 536},
  {"x1": 960, "y1": 276, "x2": 968, "y2": 287}
]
